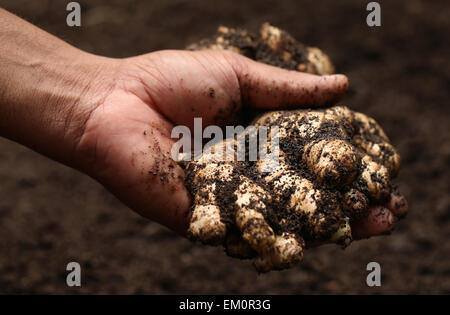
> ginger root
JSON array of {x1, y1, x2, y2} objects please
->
[
  {"x1": 187, "y1": 22, "x2": 335, "y2": 75},
  {"x1": 183, "y1": 24, "x2": 401, "y2": 272}
]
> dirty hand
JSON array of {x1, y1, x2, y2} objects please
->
[
  {"x1": 0, "y1": 10, "x2": 406, "y2": 240},
  {"x1": 66, "y1": 49, "x2": 350, "y2": 235}
]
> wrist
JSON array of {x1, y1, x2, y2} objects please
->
[
  {"x1": 39, "y1": 51, "x2": 121, "y2": 164},
  {"x1": 0, "y1": 47, "x2": 121, "y2": 163},
  {"x1": 0, "y1": 9, "x2": 122, "y2": 164}
]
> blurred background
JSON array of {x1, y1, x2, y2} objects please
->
[{"x1": 0, "y1": 0, "x2": 449, "y2": 294}]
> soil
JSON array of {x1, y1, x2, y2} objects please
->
[{"x1": 0, "y1": 0, "x2": 449, "y2": 294}]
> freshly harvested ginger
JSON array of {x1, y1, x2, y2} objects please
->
[{"x1": 183, "y1": 24, "x2": 402, "y2": 272}]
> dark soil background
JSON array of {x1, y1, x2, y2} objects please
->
[{"x1": 0, "y1": 0, "x2": 449, "y2": 294}]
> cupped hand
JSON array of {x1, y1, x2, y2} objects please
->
[{"x1": 71, "y1": 49, "x2": 407, "y2": 240}]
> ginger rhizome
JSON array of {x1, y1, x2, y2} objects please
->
[{"x1": 183, "y1": 24, "x2": 401, "y2": 272}]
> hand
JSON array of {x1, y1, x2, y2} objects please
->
[
  {"x1": 0, "y1": 9, "x2": 407, "y2": 240},
  {"x1": 71, "y1": 49, "x2": 351, "y2": 235},
  {"x1": 72, "y1": 49, "x2": 407, "y2": 239}
]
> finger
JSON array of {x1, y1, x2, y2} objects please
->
[
  {"x1": 306, "y1": 207, "x2": 393, "y2": 247},
  {"x1": 187, "y1": 162, "x2": 232, "y2": 245},
  {"x1": 351, "y1": 206, "x2": 396, "y2": 240},
  {"x1": 253, "y1": 233, "x2": 304, "y2": 273},
  {"x1": 352, "y1": 112, "x2": 401, "y2": 177},
  {"x1": 307, "y1": 192, "x2": 406, "y2": 248},
  {"x1": 355, "y1": 154, "x2": 391, "y2": 201},
  {"x1": 231, "y1": 53, "x2": 349, "y2": 109},
  {"x1": 234, "y1": 178, "x2": 276, "y2": 253},
  {"x1": 385, "y1": 192, "x2": 408, "y2": 218},
  {"x1": 343, "y1": 188, "x2": 369, "y2": 219},
  {"x1": 188, "y1": 183, "x2": 226, "y2": 245},
  {"x1": 304, "y1": 138, "x2": 358, "y2": 188},
  {"x1": 129, "y1": 50, "x2": 243, "y2": 128}
]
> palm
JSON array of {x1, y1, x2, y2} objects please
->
[
  {"x1": 75, "y1": 51, "x2": 248, "y2": 234},
  {"x1": 75, "y1": 87, "x2": 190, "y2": 234}
]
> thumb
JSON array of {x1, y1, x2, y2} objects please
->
[{"x1": 230, "y1": 53, "x2": 349, "y2": 109}]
